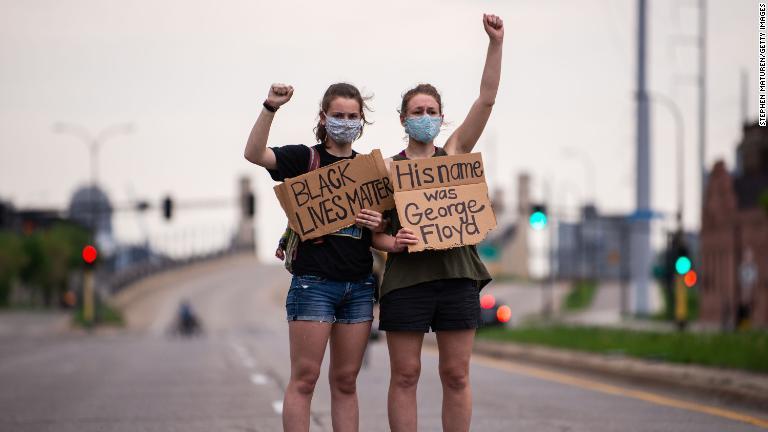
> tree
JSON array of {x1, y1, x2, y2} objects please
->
[
  {"x1": 19, "y1": 223, "x2": 88, "y2": 307},
  {"x1": 0, "y1": 231, "x2": 27, "y2": 306}
]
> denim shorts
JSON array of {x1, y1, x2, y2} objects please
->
[{"x1": 286, "y1": 274, "x2": 376, "y2": 324}]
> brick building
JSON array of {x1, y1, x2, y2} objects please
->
[{"x1": 700, "y1": 122, "x2": 768, "y2": 328}]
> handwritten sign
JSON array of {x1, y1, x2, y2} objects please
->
[
  {"x1": 391, "y1": 152, "x2": 497, "y2": 252},
  {"x1": 274, "y1": 149, "x2": 395, "y2": 241}
]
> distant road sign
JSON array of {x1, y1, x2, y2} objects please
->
[{"x1": 627, "y1": 209, "x2": 663, "y2": 221}]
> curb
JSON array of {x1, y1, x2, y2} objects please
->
[{"x1": 466, "y1": 338, "x2": 768, "y2": 410}]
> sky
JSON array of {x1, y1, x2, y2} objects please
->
[{"x1": 0, "y1": 0, "x2": 757, "y2": 261}]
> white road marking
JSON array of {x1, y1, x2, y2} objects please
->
[
  {"x1": 272, "y1": 400, "x2": 283, "y2": 414},
  {"x1": 229, "y1": 341, "x2": 246, "y2": 353},
  {"x1": 230, "y1": 340, "x2": 256, "y2": 368},
  {"x1": 232, "y1": 340, "x2": 282, "y2": 417},
  {"x1": 250, "y1": 373, "x2": 269, "y2": 385}
]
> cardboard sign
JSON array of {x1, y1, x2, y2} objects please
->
[
  {"x1": 391, "y1": 152, "x2": 497, "y2": 252},
  {"x1": 274, "y1": 149, "x2": 395, "y2": 240}
]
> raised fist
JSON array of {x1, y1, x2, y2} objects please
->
[
  {"x1": 483, "y1": 13, "x2": 504, "y2": 43},
  {"x1": 266, "y1": 83, "x2": 294, "y2": 108}
]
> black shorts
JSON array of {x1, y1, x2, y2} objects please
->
[{"x1": 378, "y1": 278, "x2": 481, "y2": 333}]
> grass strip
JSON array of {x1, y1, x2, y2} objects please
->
[{"x1": 477, "y1": 325, "x2": 768, "y2": 373}]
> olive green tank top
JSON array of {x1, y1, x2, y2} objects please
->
[{"x1": 379, "y1": 147, "x2": 492, "y2": 299}]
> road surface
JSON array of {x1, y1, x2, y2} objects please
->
[{"x1": 0, "y1": 254, "x2": 766, "y2": 431}]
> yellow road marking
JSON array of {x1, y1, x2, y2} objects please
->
[{"x1": 469, "y1": 352, "x2": 768, "y2": 429}]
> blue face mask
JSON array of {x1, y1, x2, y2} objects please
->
[
  {"x1": 404, "y1": 115, "x2": 442, "y2": 143},
  {"x1": 324, "y1": 115, "x2": 362, "y2": 144}
]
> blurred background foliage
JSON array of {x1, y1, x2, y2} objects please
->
[{"x1": 0, "y1": 223, "x2": 88, "y2": 307}]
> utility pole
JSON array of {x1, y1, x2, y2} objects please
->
[
  {"x1": 669, "y1": 0, "x2": 708, "y2": 229},
  {"x1": 631, "y1": 0, "x2": 652, "y2": 315},
  {"x1": 698, "y1": 0, "x2": 708, "y2": 202}
]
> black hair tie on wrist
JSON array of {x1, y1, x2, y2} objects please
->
[{"x1": 263, "y1": 100, "x2": 278, "y2": 113}]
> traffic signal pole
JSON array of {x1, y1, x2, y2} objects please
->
[
  {"x1": 533, "y1": 180, "x2": 555, "y2": 318},
  {"x1": 83, "y1": 268, "x2": 95, "y2": 326},
  {"x1": 669, "y1": 230, "x2": 696, "y2": 330},
  {"x1": 674, "y1": 273, "x2": 688, "y2": 330},
  {"x1": 546, "y1": 181, "x2": 557, "y2": 318},
  {"x1": 548, "y1": 209, "x2": 556, "y2": 318},
  {"x1": 81, "y1": 245, "x2": 98, "y2": 327}
]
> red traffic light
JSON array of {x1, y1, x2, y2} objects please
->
[
  {"x1": 496, "y1": 305, "x2": 512, "y2": 323},
  {"x1": 480, "y1": 294, "x2": 496, "y2": 309},
  {"x1": 82, "y1": 245, "x2": 98, "y2": 264},
  {"x1": 684, "y1": 270, "x2": 697, "y2": 287}
]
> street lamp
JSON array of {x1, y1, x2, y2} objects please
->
[
  {"x1": 52, "y1": 122, "x2": 134, "y2": 235},
  {"x1": 560, "y1": 147, "x2": 597, "y2": 280},
  {"x1": 648, "y1": 93, "x2": 685, "y2": 231},
  {"x1": 531, "y1": 177, "x2": 556, "y2": 318},
  {"x1": 560, "y1": 146, "x2": 596, "y2": 206}
]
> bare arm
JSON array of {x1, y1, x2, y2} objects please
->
[
  {"x1": 372, "y1": 228, "x2": 418, "y2": 253},
  {"x1": 372, "y1": 232, "x2": 401, "y2": 253},
  {"x1": 384, "y1": 157, "x2": 393, "y2": 173},
  {"x1": 244, "y1": 83, "x2": 294, "y2": 169},
  {"x1": 444, "y1": 14, "x2": 504, "y2": 155}
]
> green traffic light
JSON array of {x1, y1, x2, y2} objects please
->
[
  {"x1": 529, "y1": 211, "x2": 548, "y2": 230},
  {"x1": 675, "y1": 256, "x2": 692, "y2": 275}
]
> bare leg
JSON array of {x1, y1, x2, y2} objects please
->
[
  {"x1": 386, "y1": 331, "x2": 424, "y2": 432},
  {"x1": 328, "y1": 321, "x2": 373, "y2": 432},
  {"x1": 436, "y1": 329, "x2": 475, "y2": 432},
  {"x1": 283, "y1": 321, "x2": 332, "y2": 432}
]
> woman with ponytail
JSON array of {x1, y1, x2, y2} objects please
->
[{"x1": 245, "y1": 82, "x2": 385, "y2": 432}]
